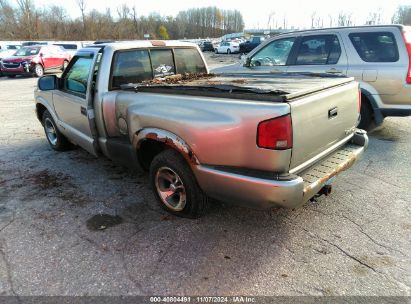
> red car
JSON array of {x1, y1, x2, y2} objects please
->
[{"x1": 0, "y1": 45, "x2": 71, "y2": 78}]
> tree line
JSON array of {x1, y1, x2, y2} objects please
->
[{"x1": 0, "y1": 0, "x2": 245, "y2": 41}]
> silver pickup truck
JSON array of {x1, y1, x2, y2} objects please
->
[{"x1": 34, "y1": 41, "x2": 368, "y2": 218}]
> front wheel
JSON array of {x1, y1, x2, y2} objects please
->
[
  {"x1": 34, "y1": 64, "x2": 44, "y2": 77},
  {"x1": 149, "y1": 149, "x2": 209, "y2": 218},
  {"x1": 227, "y1": 48, "x2": 231, "y2": 54},
  {"x1": 214, "y1": 49, "x2": 218, "y2": 54},
  {"x1": 42, "y1": 110, "x2": 71, "y2": 151}
]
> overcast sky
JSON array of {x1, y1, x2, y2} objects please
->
[{"x1": 34, "y1": 0, "x2": 410, "y2": 29}]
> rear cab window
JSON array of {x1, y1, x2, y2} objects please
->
[
  {"x1": 174, "y1": 48, "x2": 207, "y2": 74},
  {"x1": 110, "y1": 47, "x2": 207, "y2": 90},
  {"x1": 349, "y1": 32, "x2": 399, "y2": 62}
]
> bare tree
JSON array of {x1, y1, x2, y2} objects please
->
[
  {"x1": 366, "y1": 8, "x2": 383, "y2": 25},
  {"x1": 267, "y1": 11, "x2": 275, "y2": 29},
  {"x1": 328, "y1": 14, "x2": 334, "y2": 27},
  {"x1": 76, "y1": 0, "x2": 86, "y2": 35},
  {"x1": 310, "y1": 12, "x2": 316, "y2": 28},
  {"x1": 392, "y1": 5, "x2": 411, "y2": 25},
  {"x1": 337, "y1": 11, "x2": 352, "y2": 26}
]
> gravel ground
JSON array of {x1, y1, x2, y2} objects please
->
[{"x1": 0, "y1": 53, "x2": 410, "y2": 297}]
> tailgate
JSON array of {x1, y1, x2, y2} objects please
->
[{"x1": 289, "y1": 80, "x2": 359, "y2": 172}]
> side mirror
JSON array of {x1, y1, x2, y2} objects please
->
[{"x1": 38, "y1": 75, "x2": 58, "y2": 91}]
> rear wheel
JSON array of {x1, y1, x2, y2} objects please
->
[
  {"x1": 42, "y1": 110, "x2": 71, "y2": 151},
  {"x1": 227, "y1": 48, "x2": 231, "y2": 54},
  {"x1": 34, "y1": 64, "x2": 44, "y2": 77},
  {"x1": 149, "y1": 149, "x2": 209, "y2": 218},
  {"x1": 358, "y1": 99, "x2": 374, "y2": 130},
  {"x1": 214, "y1": 48, "x2": 218, "y2": 54}
]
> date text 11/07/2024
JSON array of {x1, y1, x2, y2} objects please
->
[{"x1": 149, "y1": 296, "x2": 256, "y2": 303}]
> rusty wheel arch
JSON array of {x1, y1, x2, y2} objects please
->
[{"x1": 133, "y1": 128, "x2": 200, "y2": 170}]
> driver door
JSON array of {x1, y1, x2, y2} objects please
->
[
  {"x1": 52, "y1": 49, "x2": 100, "y2": 156},
  {"x1": 246, "y1": 37, "x2": 297, "y2": 73}
]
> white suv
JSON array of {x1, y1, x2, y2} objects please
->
[{"x1": 213, "y1": 25, "x2": 411, "y2": 129}]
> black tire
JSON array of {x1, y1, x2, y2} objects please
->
[
  {"x1": 358, "y1": 100, "x2": 374, "y2": 130},
  {"x1": 7, "y1": 75, "x2": 16, "y2": 78},
  {"x1": 227, "y1": 49, "x2": 231, "y2": 54},
  {"x1": 61, "y1": 60, "x2": 69, "y2": 71},
  {"x1": 214, "y1": 49, "x2": 218, "y2": 54},
  {"x1": 42, "y1": 110, "x2": 71, "y2": 151},
  {"x1": 34, "y1": 64, "x2": 44, "y2": 77},
  {"x1": 149, "y1": 149, "x2": 209, "y2": 218}
]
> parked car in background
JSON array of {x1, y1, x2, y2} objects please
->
[
  {"x1": 53, "y1": 42, "x2": 84, "y2": 56},
  {"x1": 213, "y1": 25, "x2": 411, "y2": 129},
  {"x1": 215, "y1": 41, "x2": 240, "y2": 54},
  {"x1": 239, "y1": 36, "x2": 265, "y2": 53},
  {"x1": 200, "y1": 41, "x2": 215, "y2": 52},
  {"x1": 0, "y1": 43, "x2": 21, "y2": 76},
  {"x1": 22, "y1": 41, "x2": 49, "y2": 46},
  {"x1": 0, "y1": 43, "x2": 21, "y2": 55},
  {"x1": 1, "y1": 45, "x2": 71, "y2": 78},
  {"x1": 34, "y1": 41, "x2": 367, "y2": 218}
]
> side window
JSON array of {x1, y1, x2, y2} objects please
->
[
  {"x1": 63, "y1": 56, "x2": 93, "y2": 95},
  {"x1": 250, "y1": 37, "x2": 295, "y2": 66},
  {"x1": 295, "y1": 35, "x2": 341, "y2": 65},
  {"x1": 150, "y1": 49, "x2": 175, "y2": 77},
  {"x1": 111, "y1": 50, "x2": 152, "y2": 89},
  {"x1": 41, "y1": 47, "x2": 53, "y2": 57},
  {"x1": 174, "y1": 48, "x2": 207, "y2": 74},
  {"x1": 349, "y1": 32, "x2": 399, "y2": 62}
]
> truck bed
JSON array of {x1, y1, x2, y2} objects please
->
[{"x1": 129, "y1": 73, "x2": 353, "y2": 102}]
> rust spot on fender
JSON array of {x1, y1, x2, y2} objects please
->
[{"x1": 136, "y1": 131, "x2": 199, "y2": 165}]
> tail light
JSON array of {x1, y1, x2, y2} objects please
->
[
  {"x1": 402, "y1": 30, "x2": 411, "y2": 84},
  {"x1": 358, "y1": 87, "x2": 362, "y2": 113},
  {"x1": 257, "y1": 114, "x2": 292, "y2": 150}
]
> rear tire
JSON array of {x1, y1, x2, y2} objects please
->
[
  {"x1": 214, "y1": 49, "x2": 218, "y2": 54},
  {"x1": 227, "y1": 49, "x2": 231, "y2": 54},
  {"x1": 358, "y1": 100, "x2": 374, "y2": 130},
  {"x1": 149, "y1": 149, "x2": 209, "y2": 218},
  {"x1": 42, "y1": 110, "x2": 71, "y2": 151}
]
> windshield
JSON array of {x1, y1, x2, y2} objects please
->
[{"x1": 14, "y1": 47, "x2": 40, "y2": 56}]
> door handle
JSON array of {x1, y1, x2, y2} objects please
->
[
  {"x1": 326, "y1": 68, "x2": 342, "y2": 74},
  {"x1": 328, "y1": 107, "x2": 338, "y2": 119},
  {"x1": 80, "y1": 106, "x2": 87, "y2": 116}
]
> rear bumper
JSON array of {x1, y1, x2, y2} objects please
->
[{"x1": 194, "y1": 130, "x2": 368, "y2": 209}]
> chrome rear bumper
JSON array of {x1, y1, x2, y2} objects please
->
[{"x1": 194, "y1": 130, "x2": 368, "y2": 209}]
